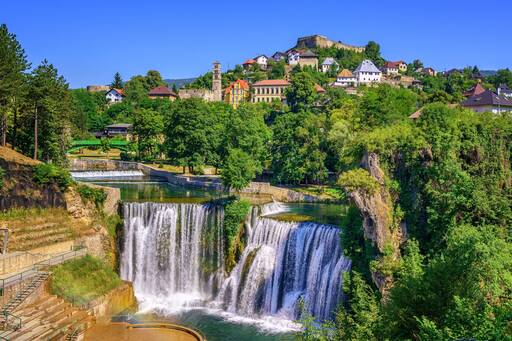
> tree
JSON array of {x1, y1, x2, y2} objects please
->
[
  {"x1": 0, "y1": 24, "x2": 30, "y2": 146},
  {"x1": 24, "y1": 60, "x2": 72, "y2": 164},
  {"x1": 132, "y1": 108, "x2": 163, "y2": 159},
  {"x1": 221, "y1": 148, "x2": 256, "y2": 191},
  {"x1": 145, "y1": 70, "x2": 166, "y2": 89},
  {"x1": 364, "y1": 41, "x2": 384, "y2": 66},
  {"x1": 100, "y1": 137, "x2": 111, "y2": 158},
  {"x1": 110, "y1": 72, "x2": 123, "y2": 88},
  {"x1": 286, "y1": 72, "x2": 317, "y2": 112}
]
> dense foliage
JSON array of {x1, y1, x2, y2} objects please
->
[
  {"x1": 33, "y1": 163, "x2": 73, "y2": 190},
  {"x1": 223, "y1": 198, "x2": 251, "y2": 272},
  {"x1": 76, "y1": 184, "x2": 107, "y2": 209},
  {"x1": 51, "y1": 255, "x2": 122, "y2": 305}
]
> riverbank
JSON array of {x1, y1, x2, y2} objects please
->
[{"x1": 69, "y1": 158, "x2": 338, "y2": 203}]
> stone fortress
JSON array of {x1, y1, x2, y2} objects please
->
[{"x1": 295, "y1": 34, "x2": 365, "y2": 53}]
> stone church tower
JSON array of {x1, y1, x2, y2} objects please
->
[{"x1": 212, "y1": 61, "x2": 222, "y2": 101}]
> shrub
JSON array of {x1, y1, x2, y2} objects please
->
[
  {"x1": 77, "y1": 184, "x2": 107, "y2": 209},
  {"x1": 338, "y1": 168, "x2": 380, "y2": 194},
  {"x1": 50, "y1": 255, "x2": 121, "y2": 305},
  {"x1": 33, "y1": 163, "x2": 73, "y2": 190},
  {"x1": 223, "y1": 198, "x2": 251, "y2": 272}
]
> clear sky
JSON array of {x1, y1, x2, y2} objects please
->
[{"x1": 1, "y1": 0, "x2": 510, "y2": 88}]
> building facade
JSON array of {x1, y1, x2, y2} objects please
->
[
  {"x1": 333, "y1": 69, "x2": 357, "y2": 87},
  {"x1": 212, "y1": 61, "x2": 222, "y2": 101},
  {"x1": 298, "y1": 50, "x2": 318, "y2": 69},
  {"x1": 461, "y1": 90, "x2": 512, "y2": 114},
  {"x1": 148, "y1": 86, "x2": 178, "y2": 100},
  {"x1": 321, "y1": 57, "x2": 338, "y2": 73},
  {"x1": 251, "y1": 79, "x2": 290, "y2": 103},
  {"x1": 353, "y1": 60, "x2": 382, "y2": 84},
  {"x1": 225, "y1": 79, "x2": 250, "y2": 108},
  {"x1": 105, "y1": 88, "x2": 125, "y2": 104},
  {"x1": 254, "y1": 55, "x2": 268, "y2": 70}
]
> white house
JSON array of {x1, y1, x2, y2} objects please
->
[
  {"x1": 254, "y1": 55, "x2": 268, "y2": 70},
  {"x1": 333, "y1": 69, "x2": 357, "y2": 87},
  {"x1": 321, "y1": 57, "x2": 338, "y2": 73},
  {"x1": 461, "y1": 90, "x2": 512, "y2": 114},
  {"x1": 287, "y1": 50, "x2": 301, "y2": 65},
  {"x1": 106, "y1": 88, "x2": 125, "y2": 104},
  {"x1": 353, "y1": 60, "x2": 382, "y2": 84}
]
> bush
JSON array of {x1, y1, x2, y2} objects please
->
[
  {"x1": 50, "y1": 255, "x2": 121, "y2": 306},
  {"x1": 33, "y1": 163, "x2": 73, "y2": 190},
  {"x1": 223, "y1": 198, "x2": 251, "y2": 272},
  {"x1": 77, "y1": 184, "x2": 107, "y2": 209},
  {"x1": 338, "y1": 168, "x2": 380, "y2": 194}
]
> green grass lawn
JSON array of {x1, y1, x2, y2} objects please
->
[{"x1": 50, "y1": 255, "x2": 121, "y2": 306}]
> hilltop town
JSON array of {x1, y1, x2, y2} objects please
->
[{"x1": 88, "y1": 34, "x2": 512, "y2": 114}]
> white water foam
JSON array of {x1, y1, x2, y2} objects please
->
[{"x1": 70, "y1": 170, "x2": 144, "y2": 178}]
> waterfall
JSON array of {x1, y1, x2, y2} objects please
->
[
  {"x1": 70, "y1": 170, "x2": 145, "y2": 178},
  {"x1": 121, "y1": 201, "x2": 351, "y2": 322}
]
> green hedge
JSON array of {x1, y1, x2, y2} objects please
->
[
  {"x1": 77, "y1": 184, "x2": 107, "y2": 209},
  {"x1": 33, "y1": 163, "x2": 73, "y2": 190}
]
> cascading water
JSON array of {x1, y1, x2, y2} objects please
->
[
  {"x1": 121, "y1": 201, "x2": 351, "y2": 324},
  {"x1": 71, "y1": 170, "x2": 145, "y2": 178}
]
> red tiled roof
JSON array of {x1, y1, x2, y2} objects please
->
[
  {"x1": 243, "y1": 59, "x2": 256, "y2": 65},
  {"x1": 225, "y1": 79, "x2": 250, "y2": 94},
  {"x1": 463, "y1": 83, "x2": 485, "y2": 97},
  {"x1": 315, "y1": 84, "x2": 326, "y2": 93},
  {"x1": 148, "y1": 86, "x2": 177, "y2": 96},
  {"x1": 384, "y1": 61, "x2": 400, "y2": 69},
  {"x1": 252, "y1": 79, "x2": 290, "y2": 87},
  {"x1": 111, "y1": 88, "x2": 125, "y2": 96}
]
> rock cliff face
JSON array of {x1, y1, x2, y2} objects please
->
[
  {"x1": 345, "y1": 153, "x2": 406, "y2": 294},
  {"x1": 0, "y1": 147, "x2": 67, "y2": 211}
]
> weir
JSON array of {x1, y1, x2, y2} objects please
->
[
  {"x1": 70, "y1": 170, "x2": 145, "y2": 178},
  {"x1": 120, "y1": 201, "x2": 351, "y2": 323}
]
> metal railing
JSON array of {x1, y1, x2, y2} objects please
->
[
  {"x1": 0, "y1": 247, "x2": 88, "y2": 290},
  {"x1": 2, "y1": 311, "x2": 21, "y2": 331}
]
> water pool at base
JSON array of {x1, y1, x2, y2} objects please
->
[{"x1": 78, "y1": 175, "x2": 349, "y2": 340}]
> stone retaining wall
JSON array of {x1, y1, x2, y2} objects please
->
[{"x1": 87, "y1": 281, "x2": 137, "y2": 321}]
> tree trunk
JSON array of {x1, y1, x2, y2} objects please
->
[
  {"x1": 12, "y1": 99, "x2": 18, "y2": 148},
  {"x1": 33, "y1": 106, "x2": 38, "y2": 160},
  {"x1": 182, "y1": 165, "x2": 186, "y2": 174},
  {"x1": 1, "y1": 108, "x2": 6, "y2": 147}
]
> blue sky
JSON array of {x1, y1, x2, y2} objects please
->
[{"x1": 1, "y1": 0, "x2": 510, "y2": 88}]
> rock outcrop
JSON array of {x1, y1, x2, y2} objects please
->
[{"x1": 344, "y1": 153, "x2": 406, "y2": 294}]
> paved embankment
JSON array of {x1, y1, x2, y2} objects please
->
[{"x1": 69, "y1": 159, "x2": 325, "y2": 203}]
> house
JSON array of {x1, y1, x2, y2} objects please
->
[
  {"x1": 224, "y1": 79, "x2": 250, "y2": 108},
  {"x1": 461, "y1": 89, "x2": 512, "y2": 114},
  {"x1": 417, "y1": 67, "x2": 437, "y2": 77},
  {"x1": 315, "y1": 84, "x2": 326, "y2": 94},
  {"x1": 333, "y1": 69, "x2": 357, "y2": 87},
  {"x1": 382, "y1": 61, "x2": 406, "y2": 75},
  {"x1": 148, "y1": 86, "x2": 178, "y2": 100},
  {"x1": 272, "y1": 52, "x2": 287, "y2": 62},
  {"x1": 254, "y1": 55, "x2": 268, "y2": 70},
  {"x1": 321, "y1": 57, "x2": 338, "y2": 73},
  {"x1": 287, "y1": 49, "x2": 301, "y2": 65},
  {"x1": 463, "y1": 83, "x2": 485, "y2": 98},
  {"x1": 298, "y1": 50, "x2": 318, "y2": 69},
  {"x1": 353, "y1": 60, "x2": 382, "y2": 84},
  {"x1": 242, "y1": 59, "x2": 256, "y2": 70},
  {"x1": 251, "y1": 79, "x2": 290, "y2": 103},
  {"x1": 498, "y1": 84, "x2": 512, "y2": 98},
  {"x1": 106, "y1": 88, "x2": 125, "y2": 104},
  {"x1": 103, "y1": 123, "x2": 133, "y2": 140}
]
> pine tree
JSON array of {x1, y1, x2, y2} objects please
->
[
  {"x1": 110, "y1": 72, "x2": 123, "y2": 89},
  {"x1": 0, "y1": 24, "x2": 30, "y2": 146}
]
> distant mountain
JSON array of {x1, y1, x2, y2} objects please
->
[
  {"x1": 165, "y1": 78, "x2": 196, "y2": 89},
  {"x1": 480, "y1": 70, "x2": 497, "y2": 77}
]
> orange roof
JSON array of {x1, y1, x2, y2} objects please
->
[
  {"x1": 315, "y1": 84, "x2": 326, "y2": 93},
  {"x1": 252, "y1": 79, "x2": 290, "y2": 87},
  {"x1": 243, "y1": 59, "x2": 256, "y2": 65},
  {"x1": 111, "y1": 88, "x2": 126, "y2": 96},
  {"x1": 225, "y1": 79, "x2": 250, "y2": 95},
  {"x1": 337, "y1": 69, "x2": 354, "y2": 78}
]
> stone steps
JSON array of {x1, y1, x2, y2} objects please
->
[{"x1": 5, "y1": 294, "x2": 93, "y2": 341}]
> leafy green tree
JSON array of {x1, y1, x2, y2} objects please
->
[
  {"x1": 364, "y1": 41, "x2": 384, "y2": 66},
  {"x1": 132, "y1": 108, "x2": 163, "y2": 159},
  {"x1": 268, "y1": 60, "x2": 286, "y2": 79},
  {"x1": 286, "y1": 72, "x2": 317, "y2": 112},
  {"x1": 221, "y1": 148, "x2": 257, "y2": 191},
  {"x1": 0, "y1": 24, "x2": 30, "y2": 146},
  {"x1": 100, "y1": 137, "x2": 111, "y2": 158},
  {"x1": 110, "y1": 72, "x2": 123, "y2": 88},
  {"x1": 145, "y1": 70, "x2": 166, "y2": 89}
]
